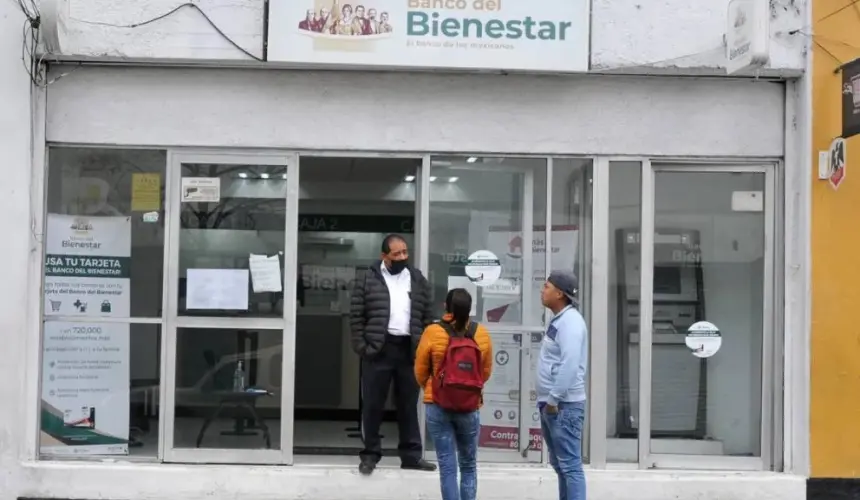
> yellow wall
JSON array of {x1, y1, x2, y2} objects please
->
[{"x1": 811, "y1": 0, "x2": 860, "y2": 478}]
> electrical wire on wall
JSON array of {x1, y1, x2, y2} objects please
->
[
  {"x1": 786, "y1": 0, "x2": 860, "y2": 72},
  {"x1": 70, "y1": 2, "x2": 264, "y2": 62},
  {"x1": 17, "y1": 0, "x2": 42, "y2": 86}
]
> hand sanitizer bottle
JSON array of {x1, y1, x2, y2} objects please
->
[{"x1": 233, "y1": 360, "x2": 245, "y2": 392}]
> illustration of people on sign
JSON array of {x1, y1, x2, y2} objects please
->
[{"x1": 298, "y1": 0, "x2": 393, "y2": 36}]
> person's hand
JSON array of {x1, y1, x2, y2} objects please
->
[{"x1": 546, "y1": 404, "x2": 559, "y2": 415}]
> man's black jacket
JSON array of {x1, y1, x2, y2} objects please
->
[{"x1": 350, "y1": 261, "x2": 434, "y2": 358}]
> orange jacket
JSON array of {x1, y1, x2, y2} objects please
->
[{"x1": 414, "y1": 315, "x2": 493, "y2": 405}]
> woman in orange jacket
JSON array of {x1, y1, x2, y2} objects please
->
[{"x1": 414, "y1": 288, "x2": 493, "y2": 500}]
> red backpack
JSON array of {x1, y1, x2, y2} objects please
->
[{"x1": 432, "y1": 321, "x2": 484, "y2": 413}]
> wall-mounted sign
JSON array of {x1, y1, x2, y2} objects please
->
[
  {"x1": 725, "y1": 0, "x2": 769, "y2": 75},
  {"x1": 267, "y1": 0, "x2": 590, "y2": 73},
  {"x1": 842, "y1": 58, "x2": 860, "y2": 139},
  {"x1": 828, "y1": 137, "x2": 847, "y2": 190}
]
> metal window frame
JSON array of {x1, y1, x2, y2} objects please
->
[
  {"x1": 161, "y1": 150, "x2": 298, "y2": 465},
  {"x1": 25, "y1": 144, "x2": 789, "y2": 473}
]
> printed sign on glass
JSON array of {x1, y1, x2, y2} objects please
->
[
  {"x1": 685, "y1": 321, "x2": 722, "y2": 358},
  {"x1": 41, "y1": 215, "x2": 132, "y2": 456}
]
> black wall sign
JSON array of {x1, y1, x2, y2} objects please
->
[{"x1": 842, "y1": 58, "x2": 860, "y2": 139}]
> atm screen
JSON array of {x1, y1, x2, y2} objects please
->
[{"x1": 653, "y1": 266, "x2": 682, "y2": 294}]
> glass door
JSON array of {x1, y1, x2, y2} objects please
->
[
  {"x1": 636, "y1": 164, "x2": 774, "y2": 470},
  {"x1": 423, "y1": 156, "x2": 547, "y2": 463},
  {"x1": 162, "y1": 152, "x2": 299, "y2": 464}
]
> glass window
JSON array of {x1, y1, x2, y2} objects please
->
[
  {"x1": 177, "y1": 163, "x2": 287, "y2": 318},
  {"x1": 172, "y1": 327, "x2": 283, "y2": 450},
  {"x1": 41, "y1": 147, "x2": 165, "y2": 458},
  {"x1": 45, "y1": 148, "x2": 166, "y2": 318},
  {"x1": 426, "y1": 156, "x2": 546, "y2": 460},
  {"x1": 606, "y1": 161, "x2": 642, "y2": 463},
  {"x1": 647, "y1": 169, "x2": 764, "y2": 458}
]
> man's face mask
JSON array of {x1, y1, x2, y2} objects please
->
[{"x1": 388, "y1": 258, "x2": 408, "y2": 275}]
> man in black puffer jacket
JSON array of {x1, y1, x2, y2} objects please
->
[{"x1": 350, "y1": 234, "x2": 437, "y2": 475}]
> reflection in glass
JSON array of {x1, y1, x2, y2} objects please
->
[
  {"x1": 648, "y1": 171, "x2": 764, "y2": 457},
  {"x1": 173, "y1": 328, "x2": 282, "y2": 450},
  {"x1": 178, "y1": 164, "x2": 287, "y2": 318},
  {"x1": 607, "y1": 162, "x2": 642, "y2": 463}
]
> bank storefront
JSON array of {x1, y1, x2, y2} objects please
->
[{"x1": 12, "y1": 0, "x2": 808, "y2": 498}]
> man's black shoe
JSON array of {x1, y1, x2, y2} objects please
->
[
  {"x1": 359, "y1": 460, "x2": 376, "y2": 475},
  {"x1": 401, "y1": 459, "x2": 437, "y2": 471}
]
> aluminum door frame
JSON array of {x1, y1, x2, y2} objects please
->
[
  {"x1": 636, "y1": 162, "x2": 776, "y2": 471},
  {"x1": 419, "y1": 156, "x2": 543, "y2": 463},
  {"x1": 160, "y1": 150, "x2": 299, "y2": 465}
]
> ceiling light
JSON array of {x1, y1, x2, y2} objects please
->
[
  {"x1": 448, "y1": 177, "x2": 459, "y2": 183},
  {"x1": 466, "y1": 157, "x2": 478, "y2": 163},
  {"x1": 238, "y1": 172, "x2": 248, "y2": 179},
  {"x1": 282, "y1": 173, "x2": 288, "y2": 180},
  {"x1": 260, "y1": 173, "x2": 270, "y2": 179},
  {"x1": 429, "y1": 176, "x2": 437, "y2": 182},
  {"x1": 404, "y1": 175, "x2": 416, "y2": 182}
]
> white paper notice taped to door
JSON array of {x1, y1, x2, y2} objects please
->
[
  {"x1": 181, "y1": 177, "x2": 221, "y2": 203},
  {"x1": 186, "y1": 268, "x2": 249, "y2": 310},
  {"x1": 249, "y1": 254, "x2": 283, "y2": 293}
]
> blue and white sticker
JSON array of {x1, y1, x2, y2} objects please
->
[{"x1": 685, "y1": 321, "x2": 722, "y2": 358}]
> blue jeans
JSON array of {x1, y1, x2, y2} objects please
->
[
  {"x1": 425, "y1": 403, "x2": 480, "y2": 500},
  {"x1": 540, "y1": 401, "x2": 586, "y2": 500}
]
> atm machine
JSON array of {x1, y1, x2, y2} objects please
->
[{"x1": 614, "y1": 228, "x2": 707, "y2": 439}]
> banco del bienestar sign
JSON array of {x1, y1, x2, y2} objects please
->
[{"x1": 267, "y1": 0, "x2": 590, "y2": 72}]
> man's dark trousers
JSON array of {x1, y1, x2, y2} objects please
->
[{"x1": 360, "y1": 333, "x2": 422, "y2": 464}]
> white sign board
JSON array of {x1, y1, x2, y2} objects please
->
[
  {"x1": 42, "y1": 215, "x2": 131, "y2": 456},
  {"x1": 267, "y1": 0, "x2": 590, "y2": 72},
  {"x1": 725, "y1": 0, "x2": 769, "y2": 75},
  {"x1": 181, "y1": 177, "x2": 221, "y2": 203}
]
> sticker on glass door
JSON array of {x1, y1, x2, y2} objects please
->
[
  {"x1": 181, "y1": 177, "x2": 221, "y2": 203},
  {"x1": 685, "y1": 321, "x2": 722, "y2": 358}
]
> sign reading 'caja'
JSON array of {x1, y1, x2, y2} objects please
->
[{"x1": 267, "y1": 0, "x2": 590, "y2": 72}]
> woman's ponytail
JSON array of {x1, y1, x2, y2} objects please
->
[{"x1": 445, "y1": 288, "x2": 473, "y2": 333}]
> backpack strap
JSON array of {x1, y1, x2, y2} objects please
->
[
  {"x1": 440, "y1": 321, "x2": 479, "y2": 339},
  {"x1": 465, "y1": 321, "x2": 478, "y2": 339}
]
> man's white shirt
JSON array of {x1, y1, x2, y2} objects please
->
[{"x1": 381, "y1": 262, "x2": 411, "y2": 336}]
